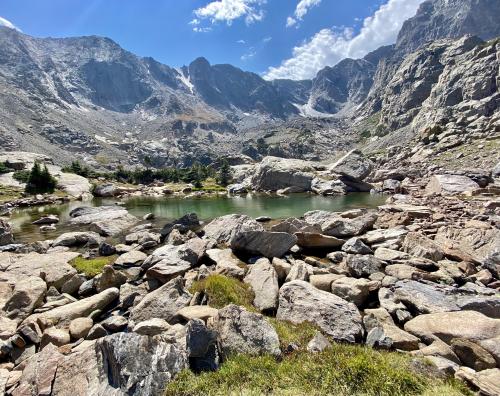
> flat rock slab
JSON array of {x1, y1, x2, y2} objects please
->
[
  {"x1": 23, "y1": 287, "x2": 119, "y2": 327},
  {"x1": 0, "y1": 251, "x2": 78, "y2": 289},
  {"x1": 277, "y1": 280, "x2": 363, "y2": 343},
  {"x1": 231, "y1": 231, "x2": 297, "y2": 258},
  {"x1": 404, "y1": 311, "x2": 500, "y2": 344},
  {"x1": 295, "y1": 232, "x2": 344, "y2": 248}
]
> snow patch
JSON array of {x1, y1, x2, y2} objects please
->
[
  {"x1": 293, "y1": 102, "x2": 335, "y2": 118},
  {"x1": 176, "y1": 68, "x2": 194, "y2": 94}
]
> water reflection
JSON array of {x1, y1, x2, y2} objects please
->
[{"x1": 9, "y1": 193, "x2": 387, "y2": 243}]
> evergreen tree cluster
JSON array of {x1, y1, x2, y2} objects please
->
[{"x1": 25, "y1": 162, "x2": 57, "y2": 195}]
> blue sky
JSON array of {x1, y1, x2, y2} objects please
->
[{"x1": 0, "y1": 0, "x2": 425, "y2": 80}]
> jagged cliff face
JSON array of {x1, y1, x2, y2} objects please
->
[
  {"x1": 0, "y1": 0, "x2": 498, "y2": 168},
  {"x1": 360, "y1": 0, "x2": 500, "y2": 117}
]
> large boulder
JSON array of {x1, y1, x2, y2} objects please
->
[
  {"x1": 130, "y1": 277, "x2": 191, "y2": 324},
  {"x1": 230, "y1": 231, "x2": 297, "y2": 258},
  {"x1": 53, "y1": 170, "x2": 92, "y2": 198},
  {"x1": 303, "y1": 211, "x2": 377, "y2": 237},
  {"x1": 346, "y1": 254, "x2": 385, "y2": 277},
  {"x1": 392, "y1": 280, "x2": 500, "y2": 317},
  {"x1": 69, "y1": 206, "x2": 139, "y2": 236},
  {"x1": 435, "y1": 224, "x2": 500, "y2": 262},
  {"x1": 0, "y1": 251, "x2": 78, "y2": 289},
  {"x1": 210, "y1": 304, "x2": 280, "y2": 357},
  {"x1": 276, "y1": 280, "x2": 363, "y2": 342},
  {"x1": 425, "y1": 174, "x2": 479, "y2": 195},
  {"x1": 52, "y1": 231, "x2": 103, "y2": 248},
  {"x1": 3, "y1": 276, "x2": 47, "y2": 323},
  {"x1": 206, "y1": 248, "x2": 246, "y2": 279},
  {"x1": 250, "y1": 156, "x2": 315, "y2": 191},
  {"x1": 402, "y1": 232, "x2": 444, "y2": 262},
  {"x1": 404, "y1": 311, "x2": 500, "y2": 343},
  {"x1": 203, "y1": 214, "x2": 263, "y2": 245},
  {"x1": 330, "y1": 149, "x2": 372, "y2": 181},
  {"x1": 243, "y1": 258, "x2": 279, "y2": 312},
  {"x1": 270, "y1": 218, "x2": 321, "y2": 234},
  {"x1": 24, "y1": 287, "x2": 119, "y2": 327},
  {"x1": 145, "y1": 238, "x2": 207, "y2": 283},
  {"x1": 49, "y1": 333, "x2": 188, "y2": 396},
  {"x1": 0, "y1": 219, "x2": 13, "y2": 246}
]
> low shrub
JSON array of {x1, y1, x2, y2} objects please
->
[
  {"x1": 69, "y1": 255, "x2": 117, "y2": 278},
  {"x1": 189, "y1": 274, "x2": 254, "y2": 309}
]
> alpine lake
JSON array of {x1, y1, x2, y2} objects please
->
[{"x1": 9, "y1": 192, "x2": 388, "y2": 243}]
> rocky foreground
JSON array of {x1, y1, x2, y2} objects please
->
[{"x1": 0, "y1": 164, "x2": 500, "y2": 395}]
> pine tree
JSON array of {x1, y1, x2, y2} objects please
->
[
  {"x1": 25, "y1": 162, "x2": 57, "y2": 194},
  {"x1": 217, "y1": 159, "x2": 232, "y2": 187}
]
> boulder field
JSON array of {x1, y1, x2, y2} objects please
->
[{"x1": 0, "y1": 164, "x2": 499, "y2": 395}]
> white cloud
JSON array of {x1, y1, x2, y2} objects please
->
[
  {"x1": 266, "y1": 0, "x2": 425, "y2": 80},
  {"x1": 286, "y1": 0, "x2": 321, "y2": 27},
  {"x1": 193, "y1": 26, "x2": 213, "y2": 33},
  {"x1": 262, "y1": 36, "x2": 272, "y2": 43},
  {"x1": 237, "y1": 39, "x2": 246, "y2": 44},
  {"x1": 0, "y1": 16, "x2": 21, "y2": 32},
  {"x1": 193, "y1": 0, "x2": 266, "y2": 27},
  {"x1": 241, "y1": 47, "x2": 257, "y2": 61}
]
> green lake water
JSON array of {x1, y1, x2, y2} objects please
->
[{"x1": 9, "y1": 193, "x2": 387, "y2": 243}]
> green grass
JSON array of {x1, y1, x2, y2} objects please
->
[
  {"x1": 0, "y1": 186, "x2": 23, "y2": 203},
  {"x1": 189, "y1": 274, "x2": 254, "y2": 310},
  {"x1": 165, "y1": 321, "x2": 470, "y2": 396},
  {"x1": 69, "y1": 255, "x2": 117, "y2": 277},
  {"x1": 268, "y1": 319, "x2": 318, "y2": 351}
]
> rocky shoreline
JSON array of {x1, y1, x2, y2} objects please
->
[{"x1": 0, "y1": 158, "x2": 499, "y2": 395}]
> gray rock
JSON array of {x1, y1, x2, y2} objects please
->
[
  {"x1": 346, "y1": 254, "x2": 385, "y2": 277},
  {"x1": 330, "y1": 277, "x2": 379, "y2": 306},
  {"x1": 69, "y1": 317, "x2": 93, "y2": 339},
  {"x1": 52, "y1": 231, "x2": 102, "y2": 248},
  {"x1": 451, "y1": 338, "x2": 496, "y2": 371},
  {"x1": 210, "y1": 304, "x2": 280, "y2": 357},
  {"x1": 114, "y1": 250, "x2": 147, "y2": 267},
  {"x1": 186, "y1": 318, "x2": 219, "y2": 373},
  {"x1": 230, "y1": 230, "x2": 297, "y2": 258},
  {"x1": 277, "y1": 280, "x2": 363, "y2": 342},
  {"x1": 304, "y1": 210, "x2": 377, "y2": 237},
  {"x1": 425, "y1": 174, "x2": 479, "y2": 195},
  {"x1": 101, "y1": 315, "x2": 128, "y2": 332},
  {"x1": 250, "y1": 156, "x2": 315, "y2": 191},
  {"x1": 307, "y1": 332, "x2": 332, "y2": 353},
  {"x1": 206, "y1": 248, "x2": 246, "y2": 279},
  {"x1": 295, "y1": 232, "x2": 344, "y2": 248},
  {"x1": 402, "y1": 232, "x2": 444, "y2": 262},
  {"x1": 69, "y1": 206, "x2": 139, "y2": 236},
  {"x1": 404, "y1": 311, "x2": 500, "y2": 344},
  {"x1": 145, "y1": 238, "x2": 207, "y2": 283},
  {"x1": 285, "y1": 260, "x2": 313, "y2": 282},
  {"x1": 203, "y1": 214, "x2": 263, "y2": 245},
  {"x1": 330, "y1": 149, "x2": 372, "y2": 181},
  {"x1": 342, "y1": 237, "x2": 373, "y2": 254},
  {"x1": 0, "y1": 219, "x2": 14, "y2": 246},
  {"x1": 3, "y1": 276, "x2": 47, "y2": 322},
  {"x1": 270, "y1": 217, "x2": 321, "y2": 234},
  {"x1": 243, "y1": 258, "x2": 279, "y2": 312},
  {"x1": 392, "y1": 280, "x2": 500, "y2": 317},
  {"x1": 86, "y1": 324, "x2": 108, "y2": 340},
  {"x1": 133, "y1": 318, "x2": 170, "y2": 336},
  {"x1": 51, "y1": 332, "x2": 188, "y2": 396},
  {"x1": 40, "y1": 327, "x2": 71, "y2": 349},
  {"x1": 25, "y1": 287, "x2": 119, "y2": 327},
  {"x1": 130, "y1": 277, "x2": 191, "y2": 324}
]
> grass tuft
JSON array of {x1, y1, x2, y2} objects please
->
[
  {"x1": 70, "y1": 255, "x2": 117, "y2": 278},
  {"x1": 189, "y1": 274, "x2": 254, "y2": 310},
  {"x1": 165, "y1": 342, "x2": 469, "y2": 395},
  {"x1": 165, "y1": 319, "x2": 471, "y2": 396}
]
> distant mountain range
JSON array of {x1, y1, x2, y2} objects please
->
[{"x1": 0, "y1": 0, "x2": 498, "y2": 167}]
